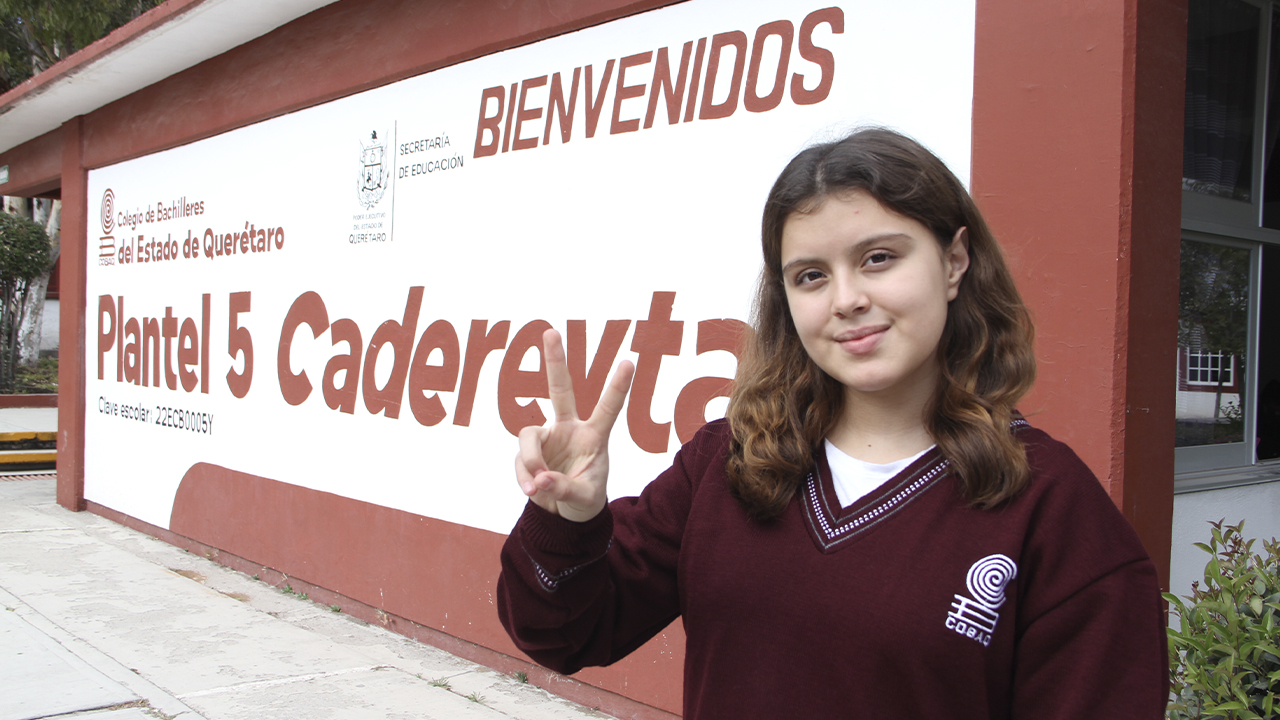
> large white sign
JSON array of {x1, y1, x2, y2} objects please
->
[{"x1": 84, "y1": 0, "x2": 975, "y2": 534}]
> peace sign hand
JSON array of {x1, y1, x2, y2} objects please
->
[{"x1": 515, "y1": 329, "x2": 635, "y2": 523}]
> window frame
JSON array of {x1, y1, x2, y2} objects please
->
[
  {"x1": 1183, "y1": 0, "x2": 1270, "y2": 226},
  {"x1": 1186, "y1": 350, "x2": 1234, "y2": 386},
  {"x1": 1176, "y1": 0, "x2": 1280, "y2": 490},
  {"x1": 1175, "y1": 233, "x2": 1261, "y2": 474}
]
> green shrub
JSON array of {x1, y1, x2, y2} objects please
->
[
  {"x1": 0, "y1": 212, "x2": 52, "y2": 392},
  {"x1": 1166, "y1": 520, "x2": 1280, "y2": 719},
  {"x1": 0, "y1": 213, "x2": 51, "y2": 282}
]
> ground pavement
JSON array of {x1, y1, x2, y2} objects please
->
[{"x1": 0, "y1": 410, "x2": 617, "y2": 720}]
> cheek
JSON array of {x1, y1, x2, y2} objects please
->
[
  {"x1": 919, "y1": 294, "x2": 952, "y2": 347},
  {"x1": 785, "y1": 293, "x2": 824, "y2": 339}
]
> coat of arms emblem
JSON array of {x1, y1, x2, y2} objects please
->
[{"x1": 357, "y1": 130, "x2": 391, "y2": 209}]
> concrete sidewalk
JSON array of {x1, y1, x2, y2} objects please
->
[
  {"x1": 0, "y1": 407, "x2": 56, "y2": 435},
  {"x1": 0, "y1": 474, "x2": 615, "y2": 720}
]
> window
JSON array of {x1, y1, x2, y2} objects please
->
[
  {"x1": 1179, "y1": 0, "x2": 1280, "y2": 483},
  {"x1": 1186, "y1": 351, "x2": 1235, "y2": 386}
]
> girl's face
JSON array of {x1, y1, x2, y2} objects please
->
[{"x1": 780, "y1": 191, "x2": 969, "y2": 405}]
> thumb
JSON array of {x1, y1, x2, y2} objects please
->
[{"x1": 531, "y1": 469, "x2": 572, "y2": 498}]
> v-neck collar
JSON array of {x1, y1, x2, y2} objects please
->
[
  {"x1": 799, "y1": 418, "x2": 1030, "y2": 553},
  {"x1": 801, "y1": 445, "x2": 950, "y2": 553}
]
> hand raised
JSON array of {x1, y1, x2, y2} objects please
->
[{"x1": 515, "y1": 329, "x2": 635, "y2": 522}]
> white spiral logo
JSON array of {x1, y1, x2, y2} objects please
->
[
  {"x1": 965, "y1": 554, "x2": 1017, "y2": 609},
  {"x1": 100, "y1": 189, "x2": 115, "y2": 234}
]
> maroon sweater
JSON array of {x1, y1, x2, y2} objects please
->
[{"x1": 498, "y1": 420, "x2": 1168, "y2": 718}]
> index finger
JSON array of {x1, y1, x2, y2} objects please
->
[{"x1": 543, "y1": 328, "x2": 579, "y2": 422}]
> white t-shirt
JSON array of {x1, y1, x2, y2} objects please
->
[{"x1": 824, "y1": 440, "x2": 935, "y2": 508}]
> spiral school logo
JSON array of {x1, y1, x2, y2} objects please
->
[
  {"x1": 99, "y1": 189, "x2": 117, "y2": 263},
  {"x1": 101, "y1": 189, "x2": 115, "y2": 234},
  {"x1": 944, "y1": 554, "x2": 1018, "y2": 647}
]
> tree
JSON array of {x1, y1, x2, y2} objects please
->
[
  {"x1": 1, "y1": 0, "x2": 161, "y2": 92},
  {"x1": 1179, "y1": 240, "x2": 1251, "y2": 442},
  {"x1": 10, "y1": 196, "x2": 57, "y2": 368},
  {"x1": 0, "y1": 212, "x2": 50, "y2": 391}
]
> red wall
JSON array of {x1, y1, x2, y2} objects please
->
[
  {"x1": 0, "y1": 128, "x2": 62, "y2": 197},
  {"x1": 971, "y1": 0, "x2": 1182, "y2": 587}
]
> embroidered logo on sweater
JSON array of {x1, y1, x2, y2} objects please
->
[{"x1": 945, "y1": 554, "x2": 1018, "y2": 647}]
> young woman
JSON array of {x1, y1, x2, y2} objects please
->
[{"x1": 498, "y1": 128, "x2": 1167, "y2": 718}]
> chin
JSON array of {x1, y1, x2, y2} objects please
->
[{"x1": 838, "y1": 375, "x2": 897, "y2": 396}]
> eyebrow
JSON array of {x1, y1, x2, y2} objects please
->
[{"x1": 780, "y1": 233, "x2": 914, "y2": 275}]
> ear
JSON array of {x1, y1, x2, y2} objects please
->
[{"x1": 945, "y1": 227, "x2": 971, "y2": 302}]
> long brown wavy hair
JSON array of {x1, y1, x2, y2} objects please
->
[{"x1": 725, "y1": 127, "x2": 1036, "y2": 521}]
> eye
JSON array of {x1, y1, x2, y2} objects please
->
[
  {"x1": 792, "y1": 269, "x2": 826, "y2": 287},
  {"x1": 863, "y1": 250, "x2": 896, "y2": 268}
]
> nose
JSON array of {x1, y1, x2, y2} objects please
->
[{"x1": 831, "y1": 272, "x2": 869, "y2": 318}]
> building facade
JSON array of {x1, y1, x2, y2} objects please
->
[{"x1": 0, "y1": 0, "x2": 1204, "y2": 716}]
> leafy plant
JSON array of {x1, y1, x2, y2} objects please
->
[
  {"x1": 1166, "y1": 520, "x2": 1280, "y2": 719},
  {"x1": 0, "y1": 213, "x2": 49, "y2": 392},
  {"x1": 0, "y1": 0, "x2": 164, "y2": 91}
]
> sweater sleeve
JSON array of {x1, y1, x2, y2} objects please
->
[
  {"x1": 1010, "y1": 558, "x2": 1168, "y2": 718},
  {"x1": 496, "y1": 421, "x2": 723, "y2": 674},
  {"x1": 1009, "y1": 433, "x2": 1169, "y2": 719}
]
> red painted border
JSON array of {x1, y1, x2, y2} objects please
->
[
  {"x1": 87, "y1": 499, "x2": 680, "y2": 720},
  {"x1": 0, "y1": 394, "x2": 57, "y2": 408},
  {"x1": 0, "y1": 128, "x2": 63, "y2": 197}
]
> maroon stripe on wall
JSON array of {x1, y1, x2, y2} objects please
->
[
  {"x1": 88, "y1": 498, "x2": 680, "y2": 720},
  {"x1": 169, "y1": 463, "x2": 686, "y2": 716}
]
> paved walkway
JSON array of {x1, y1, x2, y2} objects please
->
[
  {"x1": 0, "y1": 407, "x2": 56, "y2": 436},
  {"x1": 0, "y1": 402, "x2": 615, "y2": 720}
]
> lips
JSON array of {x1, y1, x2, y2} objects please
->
[{"x1": 834, "y1": 324, "x2": 889, "y2": 355}]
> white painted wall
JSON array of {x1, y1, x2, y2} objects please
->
[
  {"x1": 1170, "y1": 481, "x2": 1280, "y2": 600},
  {"x1": 40, "y1": 299, "x2": 58, "y2": 352}
]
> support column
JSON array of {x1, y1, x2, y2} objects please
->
[
  {"x1": 57, "y1": 116, "x2": 87, "y2": 511},
  {"x1": 972, "y1": 0, "x2": 1184, "y2": 588}
]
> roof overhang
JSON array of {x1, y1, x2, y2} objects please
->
[{"x1": 0, "y1": 0, "x2": 339, "y2": 156}]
